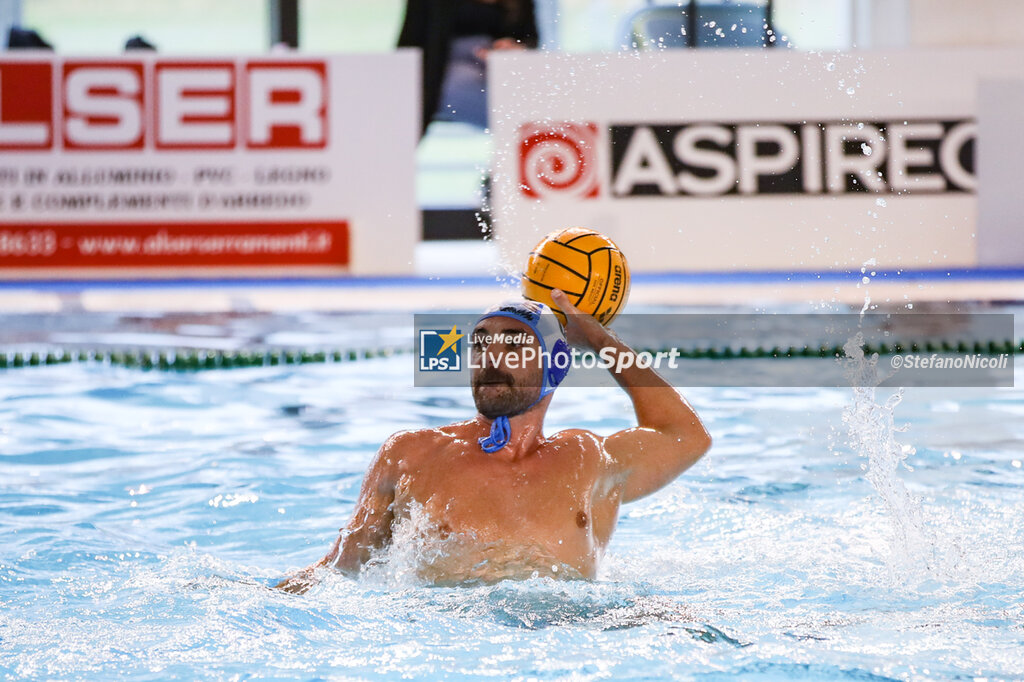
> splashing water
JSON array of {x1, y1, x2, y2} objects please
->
[
  {"x1": 857, "y1": 258, "x2": 876, "y2": 315},
  {"x1": 840, "y1": 335, "x2": 961, "y2": 585},
  {"x1": 360, "y1": 500, "x2": 460, "y2": 589},
  {"x1": 358, "y1": 501, "x2": 582, "y2": 589}
]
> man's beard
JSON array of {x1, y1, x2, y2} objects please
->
[{"x1": 472, "y1": 369, "x2": 542, "y2": 420}]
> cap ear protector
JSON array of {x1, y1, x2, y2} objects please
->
[
  {"x1": 475, "y1": 298, "x2": 571, "y2": 452},
  {"x1": 546, "y1": 338, "x2": 571, "y2": 391}
]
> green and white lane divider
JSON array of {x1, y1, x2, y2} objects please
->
[{"x1": 1, "y1": 338, "x2": 1021, "y2": 371}]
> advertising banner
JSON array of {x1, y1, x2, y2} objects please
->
[
  {"x1": 977, "y1": 78, "x2": 1024, "y2": 267},
  {"x1": 490, "y1": 49, "x2": 1024, "y2": 273},
  {"x1": 0, "y1": 52, "x2": 419, "y2": 278}
]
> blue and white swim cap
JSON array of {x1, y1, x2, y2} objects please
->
[{"x1": 475, "y1": 298, "x2": 571, "y2": 452}]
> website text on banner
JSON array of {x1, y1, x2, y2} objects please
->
[
  {"x1": 489, "y1": 49, "x2": 1024, "y2": 274},
  {"x1": 0, "y1": 53, "x2": 419, "y2": 278}
]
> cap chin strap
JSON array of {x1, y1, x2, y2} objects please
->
[{"x1": 479, "y1": 415, "x2": 512, "y2": 452}]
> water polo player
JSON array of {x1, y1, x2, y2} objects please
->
[{"x1": 277, "y1": 290, "x2": 711, "y2": 591}]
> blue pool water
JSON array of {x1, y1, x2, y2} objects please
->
[{"x1": 1, "y1": 311, "x2": 1023, "y2": 680}]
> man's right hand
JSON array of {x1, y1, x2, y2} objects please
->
[{"x1": 550, "y1": 289, "x2": 615, "y2": 351}]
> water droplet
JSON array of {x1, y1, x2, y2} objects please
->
[
  {"x1": 862, "y1": 276, "x2": 870, "y2": 284},
  {"x1": 876, "y1": 198, "x2": 887, "y2": 207},
  {"x1": 846, "y1": 87, "x2": 856, "y2": 95},
  {"x1": 826, "y1": 62, "x2": 836, "y2": 71}
]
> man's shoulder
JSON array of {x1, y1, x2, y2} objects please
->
[
  {"x1": 381, "y1": 428, "x2": 436, "y2": 452},
  {"x1": 381, "y1": 420, "x2": 475, "y2": 452},
  {"x1": 540, "y1": 428, "x2": 610, "y2": 472},
  {"x1": 375, "y1": 422, "x2": 476, "y2": 476},
  {"x1": 546, "y1": 428, "x2": 604, "y2": 452}
]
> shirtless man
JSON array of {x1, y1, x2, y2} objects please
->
[{"x1": 277, "y1": 289, "x2": 711, "y2": 592}]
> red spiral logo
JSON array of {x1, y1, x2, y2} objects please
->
[{"x1": 518, "y1": 122, "x2": 600, "y2": 199}]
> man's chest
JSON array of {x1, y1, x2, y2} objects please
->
[{"x1": 393, "y1": 448, "x2": 597, "y2": 539}]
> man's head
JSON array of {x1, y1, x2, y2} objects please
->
[{"x1": 471, "y1": 299, "x2": 571, "y2": 421}]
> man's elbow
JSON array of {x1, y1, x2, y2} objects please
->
[
  {"x1": 695, "y1": 430, "x2": 712, "y2": 458},
  {"x1": 678, "y1": 425, "x2": 712, "y2": 465}
]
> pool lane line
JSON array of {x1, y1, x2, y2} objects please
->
[
  {"x1": 3, "y1": 266, "x2": 1024, "y2": 291},
  {"x1": 2, "y1": 339, "x2": 1022, "y2": 371},
  {"x1": 0, "y1": 346, "x2": 410, "y2": 371}
]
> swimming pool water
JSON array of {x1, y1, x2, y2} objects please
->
[{"x1": 1, "y1": 312, "x2": 1023, "y2": 680}]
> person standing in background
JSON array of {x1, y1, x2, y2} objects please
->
[{"x1": 398, "y1": 0, "x2": 538, "y2": 135}]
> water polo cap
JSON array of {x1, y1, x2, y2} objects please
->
[{"x1": 475, "y1": 298, "x2": 571, "y2": 452}]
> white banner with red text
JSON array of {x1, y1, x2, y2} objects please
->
[{"x1": 0, "y1": 52, "x2": 419, "y2": 278}]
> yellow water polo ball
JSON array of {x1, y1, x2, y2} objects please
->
[{"x1": 522, "y1": 227, "x2": 630, "y2": 327}]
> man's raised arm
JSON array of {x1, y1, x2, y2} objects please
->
[
  {"x1": 551, "y1": 290, "x2": 711, "y2": 503},
  {"x1": 275, "y1": 434, "x2": 401, "y2": 594}
]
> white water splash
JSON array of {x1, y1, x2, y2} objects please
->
[
  {"x1": 360, "y1": 501, "x2": 582, "y2": 589},
  {"x1": 857, "y1": 258, "x2": 877, "y2": 315},
  {"x1": 359, "y1": 501, "x2": 459, "y2": 589},
  {"x1": 840, "y1": 335, "x2": 961, "y2": 584}
]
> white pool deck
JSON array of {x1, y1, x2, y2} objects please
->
[{"x1": 2, "y1": 241, "x2": 1024, "y2": 314}]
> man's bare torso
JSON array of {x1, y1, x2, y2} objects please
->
[
  {"x1": 384, "y1": 420, "x2": 625, "y2": 584},
  {"x1": 275, "y1": 293, "x2": 712, "y2": 594}
]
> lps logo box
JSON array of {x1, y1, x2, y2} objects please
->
[{"x1": 419, "y1": 326, "x2": 463, "y2": 372}]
